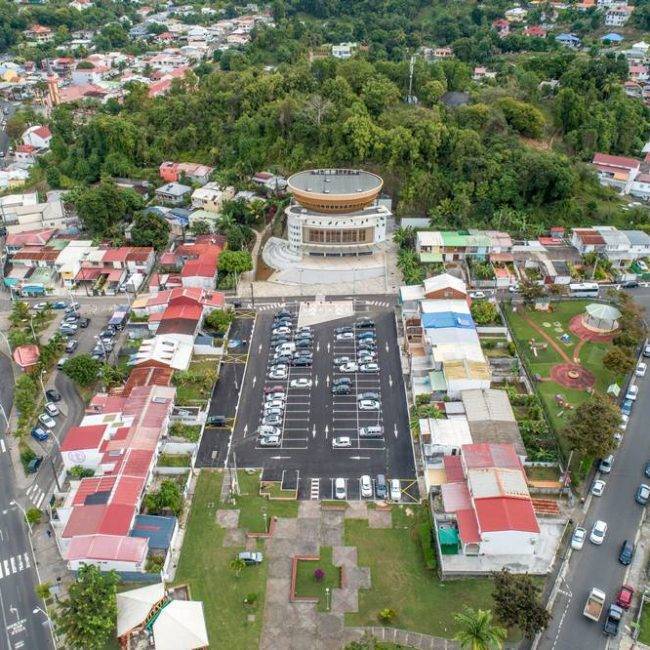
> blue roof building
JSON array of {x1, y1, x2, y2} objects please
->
[
  {"x1": 129, "y1": 515, "x2": 178, "y2": 552},
  {"x1": 421, "y1": 312, "x2": 476, "y2": 330},
  {"x1": 602, "y1": 32, "x2": 624, "y2": 43},
  {"x1": 555, "y1": 33, "x2": 581, "y2": 48}
]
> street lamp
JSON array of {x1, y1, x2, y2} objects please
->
[
  {"x1": 39, "y1": 369, "x2": 47, "y2": 400},
  {"x1": 325, "y1": 587, "x2": 331, "y2": 611},
  {"x1": 10, "y1": 499, "x2": 32, "y2": 534}
]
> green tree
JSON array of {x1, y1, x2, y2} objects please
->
[
  {"x1": 218, "y1": 250, "x2": 253, "y2": 275},
  {"x1": 454, "y1": 606, "x2": 507, "y2": 649},
  {"x1": 492, "y1": 570, "x2": 550, "y2": 639},
  {"x1": 68, "y1": 466, "x2": 95, "y2": 480},
  {"x1": 55, "y1": 564, "x2": 119, "y2": 649},
  {"x1": 565, "y1": 394, "x2": 621, "y2": 459},
  {"x1": 130, "y1": 211, "x2": 170, "y2": 251},
  {"x1": 470, "y1": 301, "x2": 498, "y2": 325},
  {"x1": 518, "y1": 278, "x2": 545, "y2": 304},
  {"x1": 62, "y1": 354, "x2": 101, "y2": 387},
  {"x1": 190, "y1": 220, "x2": 212, "y2": 235},
  {"x1": 35, "y1": 582, "x2": 51, "y2": 601},
  {"x1": 26, "y1": 508, "x2": 42, "y2": 526},
  {"x1": 229, "y1": 557, "x2": 246, "y2": 577},
  {"x1": 101, "y1": 363, "x2": 130, "y2": 389},
  {"x1": 603, "y1": 347, "x2": 635, "y2": 374},
  {"x1": 144, "y1": 479, "x2": 183, "y2": 516},
  {"x1": 14, "y1": 374, "x2": 38, "y2": 430},
  {"x1": 204, "y1": 308, "x2": 234, "y2": 333}
]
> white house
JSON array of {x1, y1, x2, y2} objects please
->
[
  {"x1": 332, "y1": 42, "x2": 358, "y2": 59},
  {"x1": 190, "y1": 182, "x2": 234, "y2": 212},
  {"x1": 21, "y1": 125, "x2": 52, "y2": 151},
  {"x1": 605, "y1": 5, "x2": 633, "y2": 26}
]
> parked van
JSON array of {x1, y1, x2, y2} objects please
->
[
  {"x1": 276, "y1": 342, "x2": 296, "y2": 354},
  {"x1": 335, "y1": 478, "x2": 347, "y2": 500},
  {"x1": 359, "y1": 425, "x2": 383, "y2": 438}
]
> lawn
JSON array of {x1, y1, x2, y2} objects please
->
[
  {"x1": 344, "y1": 506, "x2": 498, "y2": 638},
  {"x1": 294, "y1": 546, "x2": 341, "y2": 611},
  {"x1": 174, "y1": 471, "x2": 268, "y2": 650},
  {"x1": 505, "y1": 300, "x2": 623, "y2": 453},
  {"x1": 638, "y1": 603, "x2": 650, "y2": 644},
  {"x1": 221, "y1": 470, "x2": 299, "y2": 533},
  {"x1": 173, "y1": 359, "x2": 218, "y2": 406}
]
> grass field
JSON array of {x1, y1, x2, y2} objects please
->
[
  {"x1": 294, "y1": 546, "x2": 340, "y2": 611},
  {"x1": 174, "y1": 471, "x2": 268, "y2": 650},
  {"x1": 638, "y1": 604, "x2": 650, "y2": 644},
  {"x1": 344, "y1": 506, "x2": 498, "y2": 638},
  {"x1": 505, "y1": 300, "x2": 623, "y2": 451}
]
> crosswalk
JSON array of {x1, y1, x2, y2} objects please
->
[
  {"x1": 25, "y1": 483, "x2": 45, "y2": 509},
  {"x1": 310, "y1": 478, "x2": 320, "y2": 500},
  {"x1": 0, "y1": 553, "x2": 31, "y2": 581}
]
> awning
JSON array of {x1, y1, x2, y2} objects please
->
[{"x1": 420, "y1": 252, "x2": 443, "y2": 263}]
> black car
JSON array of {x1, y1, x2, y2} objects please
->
[
  {"x1": 45, "y1": 389, "x2": 61, "y2": 402},
  {"x1": 619, "y1": 540, "x2": 635, "y2": 565},
  {"x1": 332, "y1": 385, "x2": 351, "y2": 395},
  {"x1": 645, "y1": 461, "x2": 650, "y2": 479},
  {"x1": 270, "y1": 337, "x2": 290, "y2": 345},
  {"x1": 276, "y1": 310, "x2": 291, "y2": 318},
  {"x1": 356, "y1": 319, "x2": 375, "y2": 329},
  {"x1": 292, "y1": 357, "x2": 311, "y2": 367},
  {"x1": 335, "y1": 326, "x2": 353, "y2": 334},
  {"x1": 332, "y1": 377, "x2": 352, "y2": 387},
  {"x1": 65, "y1": 340, "x2": 78, "y2": 354},
  {"x1": 294, "y1": 351, "x2": 313, "y2": 358},
  {"x1": 295, "y1": 339, "x2": 311, "y2": 349},
  {"x1": 622, "y1": 280, "x2": 639, "y2": 289},
  {"x1": 78, "y1": 317, "x2": 90, "y2": 328}
]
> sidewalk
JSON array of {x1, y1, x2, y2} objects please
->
[{"x1": 30, "y1": 520, "x2": 72, "y2": 600}]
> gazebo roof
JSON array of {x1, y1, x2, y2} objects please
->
[{"x1": 585, "y1": 303, "x2": 621, "y2": 321}]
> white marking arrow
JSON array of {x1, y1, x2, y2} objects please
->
[
  {"x1": 327, "y1": 342, "x2": 331, "y2": 353},
  {"x1": 258, "y1": 344, "x2": 262, "y2": 354},
  {"x1": 326, "y1": 375, "x2": 330, "y2": 386},
  {"x1": 388, "y1": 375, "x2": 393, "y2": 388},
  {"x1": 252, "y1": 376, "x2": 257, "y2": 387},
  {"x1": 317, "y1": 342, "x2": 320, "y2": 352},
  {"x1": 315, "y1": 375, "x2": 319, "y2": 387},
  {"x1": 312, "y1": 424, "x2": 316, "y2": 438},
  {"x1": 385, "y1": 342, "x2": 389, "y2": 352},
  {"x1": 350, "y1": 456, "x2": 370, "y2": 460},
  {"x1": 394, "y1": 424, "x2": 398, "y2": 438},
  {"x1": 243, "y1": 424, "x2": 248, "y2": 437},
  {"x1": 325, "y1": 425, "x2": 329, "y2": 439}
]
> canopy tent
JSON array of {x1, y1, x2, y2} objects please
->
[
  {"x1": 117, "y1": 582, "x2": 166, "y2": 637},
  {"x1": 152, "y1": 600, "x2": 209, "y2": 650},
  {"x1": 584, "y1": 303, "x2": 621, "y2": 332}
]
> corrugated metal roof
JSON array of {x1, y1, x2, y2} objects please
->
[
  {"x1": 461, "y1": 389, "x2": 516, "y2": 423},
  {"x1": 467, "y1": 467, "x2": 529, "y2": 499}
]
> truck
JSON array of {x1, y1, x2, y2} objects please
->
[
  {"x1": 583, "y1": 588, "x2": 606, "y2": 622},
  {"x1": 108, "y1": 305, "x2": 130, "y2": 330},
  {"x1": 603, "y1": 604, "x2": 624, "y2": 636},
  {"x1": 616, "y1": 585, "x2": 635, "y2": 610}
]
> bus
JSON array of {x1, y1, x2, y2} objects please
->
[{"x1": 569, "y1": 282, "x2": 599, "y2": 298}]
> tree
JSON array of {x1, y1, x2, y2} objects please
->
[
  {"x1": 518, "y1": 278, "x2": 545, "y2": 304},
  {"x1": 313, "y1": 568, "x2": 325, "y2": 582},
  {"x1": 377, "y1": 608, "x2": 397, "y2": 623},
  {"x1": 229, "y1": 557, "x2": 246, "y2": 578},
  {"x1": 565, "y1": 394, "x2": 621, "y2": 458},
  {"x1": 61, "y1": 354, "x2": 101, "y2": 387},
  {"x1": 471, "y1": 301, "x2": 498, "y2": 325},
  {"x1": 55, "y1": 564, "x2": 120, "y2": 650},
  {"x1": 204, "y1": 308, "x2": 234, "y2": 334},
  {"x1": 68, "y1": 466, "x2": 95, "y2": 480},
  {"x1": 35, "y1": 582, "x2": 52, "y2": 601},
  {"x1": 603, "y1": 347, "x2": 635, "y2": 374},
  {"x1": 492, "y1": 570, "x2": 549, "y2": 639},
  {"x1": 144, "y1": 479, "x2": 183, "y2": 516},
  {"x1": 26, "y1": 508, "x2": 42, "y2": 526},
  {"x1": 130, "y1": 211, "x2": 170, "y2": 251},
  {"x1": 218, "y1": 250, "x2": 253, "y2": 275},
  {"x1": 454, "y1": 606, "x2": 507, "y2": 649},
  {"x1": 190, "y1": 220, "x2": 212, "y2": 235}
]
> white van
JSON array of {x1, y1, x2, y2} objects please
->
[
  {"x1": 390, "y1": 479, "x2": 401, "y2": 501},
  {"x1": 335, "y1": 477, "x2": 347, "y2": 500},
  {"x1": 276, "y1": 342, "x2": 295, "y2": 355}
]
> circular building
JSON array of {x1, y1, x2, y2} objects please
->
[
  {"x1": 583, "y1": 303, "x2": 621, "y2": 333},
  {"x1": 285, "y1": 169, "x2": 390, "y2": 256}
]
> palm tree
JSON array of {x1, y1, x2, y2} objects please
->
[
  {"x1": 454, "y1": 607, "x2": 507, "y2": 650},
  {"x1": 229, "y1": 558, "x2": 246, "y2": 578}
]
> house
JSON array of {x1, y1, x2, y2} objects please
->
[
  {"x1": 155, "y1": 183, "x2": 192, "y2": 205},
  {"x1": 14, "y1": 144, "x2": 37, "y2": 168},
  {"x1": 1, "y1": 195, "x2": 69, "y2": 234},
  {"x1": 72, "y1": 62, "x2": 110, "y2": 85},
  {"x1": 251, "y1": 171, "x2": 287, "y2": 193},
  {"x1": 620, "y1": 230, "x2": 650, "y2": 259},
  {"x1": 159, "y1": 162, "x2": 214, "y2": 186},
  {"x1": 571, "y1": 228, "x2": 607, "y2": 254},
  {"x1": 523, "y1": 25, "x2": 547, "y2": 37},
  {"x1": 190, "y1": 182, "x2": 234, "y2": 212},
  {"x1": 472, "y1": 67, "x2": 497, "y2": 82},
  {"x1": 23, "y1": 25, "x2": 53, "y2": 43},
  {"x1": 439, "y1": 443, "x2": 540, "y2": 557},
  {"x1": 5, "y1": 228, "x2": 56, "y2": 254},
  {"x1": 0, "y1": 165, "x2": 30, "y2": 188},
  {"x1": 594, "y1": 226, "x2": 633, "y2": 266},
  {"x1": 331, "y1": 42, "x2": 357, "y2": 59},
  {"x1": 591, "y1": 152, "x2": 640, "y2": 193},
  {"x1": 55, "y1": 240, "x2": 98, "y2": 287},
  {"x1": 131, "y1": 335, "x2": 194, "y2": 371},
  {"x1": 492, "y1": 19, "x2": 510, "y2": 37},
  {"x1": 505, "y1": 7, "x2": 528, "y2": 21},
  {"x1": 176, "y1": 236, "x2": 223, "y2": 290},
  {"x1": 70, "y1": 0, "x2": 93, "y2": 9},
  {"x1": 602, "y1": 32, "x2": 624, "y2": 44},
  {"x1": 21, "y1": 125, "x2": 52, "y2": 151},
  {"x1": 605, "y1": 5, "x2": 633, "y2": 26},
  {"x1": 555, "y1": 33, "x2": 581, "y2": 48},
  {"x1": 416, "y1": 230, "x2": 512, "y2": 263}
]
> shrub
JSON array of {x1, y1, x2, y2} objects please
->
[
  {"x1": 418, "y1": 521, "x2": 437, "y2": 570},
  {"x1": 314, "y1": 568, "x2": 325, "y2": 582},
  {"x1": 26, "y1": 508, "x2": 42, "y2": 525},
  {"x1": 243, "y1": 593, "x2": 258, "y2": 606},
  {"x1": 146, "y1": 556, "x2": 164, "y2": 573},
  {"x1": 378, "y1": 608, "x2": 397, "y2": 623},
  {"x1": 68, "y1": 465, "x2": 95, "y2": 480}
]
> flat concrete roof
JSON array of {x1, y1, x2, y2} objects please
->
[{"x1": 288, "y1": 169, "x2": 382, "y2": 196}]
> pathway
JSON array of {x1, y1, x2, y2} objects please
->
[
  {"x1": 521, "y1": 314, "x2": 572, "y2": 364},
  {"x1": 344, "y1": 626, "x2": 460, "y2": 649}
]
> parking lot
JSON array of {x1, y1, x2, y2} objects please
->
[{"x1": 227, "y1": 299, "x2": 417, "y2": 501}]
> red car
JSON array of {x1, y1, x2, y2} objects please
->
[
  {"x1": 616, "y1": 585, "x2": 635, "y2": 609},
  {"x1": 264, "y1": 385, "x2": 285, "y2": 394}
]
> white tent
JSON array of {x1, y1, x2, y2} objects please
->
[
  {"x1": 117, "y1": 582, "x2": 166, "y2": 637},
  {"x1": 153, "y1": 600, "x2": 209, "y2": 650}
]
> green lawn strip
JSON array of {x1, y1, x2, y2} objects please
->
[
  {"x1": 222, "y1": 471, "x2": 299, "y2": 533},
  {"x1": 294, "y1": 546, "x2": 340, "y2": 612},
  {"x1": 344, "y1": 507, "x2": 497, "y2": 639},
  {"x1": 174, "y1": 471, "x2": 267, "y2": 650},
  {"x1": 638, "y1": 606, "x2": 650, "y2": 645}
]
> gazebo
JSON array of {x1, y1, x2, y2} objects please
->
[{"x1": 583, "y1": 303, "x2": 621, "y2": 333}]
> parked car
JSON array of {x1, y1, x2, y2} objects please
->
[
  {"x1": 635, "y1": 483, "x2": 650, "y2": 505},
  {"x1": 339, "y1": 362, "x2": 359, "y2": 372},
  {"x1": 356, "y1": 331, "x2": 376, "y2": 341},
  {"x1": 26, "y1": 456, "x2": 43, "y2": 473},
  {"x1": 332, "y1": 436, "x2": 352, "y2": 448},
  {"x1": 599, "y1": 455, "x2": 614, "y2": 474},
  {"x1": 335, "y1": 477, "x2": 347, "y2": 500},
  {"x1": 51, "y1": 301, "x2": 67, "y2": 309},
  {"x1": 644, "y1": 344, "x2": 650, "y2": 358},
  {"x1": 264, "y1": 385, "x2": 285, "y2": 394},
  {"x1": 332, "y1": 385, "x2": 351, "y2": 395},
  {"x1": 258, "y1": 425, "x2": 281, "y2": 437},
  {"x1": 645, "y1": 461, "x2": 650, "y2": 479},
  {"x1": 622, "y1": 399, "x2": 634, "y2": 416},
  {"x1": 292, "y1": 357, "x2": 311, "y2": 367},
  {"x1": 30, "y1": 426, "x2": 50, "y2": 442},
  {"x1": 45, "y1": 389, "x2": 61, "y2": 402},
  {"x1": 290, "y1": 378, "x2": 312, "y2": 389},
  {"x1": 375, "y1": 474, "x2": 388, "y2": 499},
  {"x1": 64, "y1": 302, "x2": 80, "y2": 314},
  {"x1": 333, "y1": 377, "x2": 352, "y2": 387},
  {"x1": 65, "y1": 339, "x2": 78, "y2": 354},
  {"x1": 272, "y1": 327, "x2": 292, "y2": 336},
  {"x1": 360, "y1": 363, "x2": 379, "y2": 373},
  {"x1": 33, "y1": 302, "x2": 49, "y2": 311},
  {"x1": 571, "y1": 526, "x2": 587, "y2": 550},
  {"x1": 265, "y1": 394, "x2": 286, "y2": 403},
  {"x1": 357, "y1": 392, "x2": 380, "y2": 401},
  {"x1": 359, "y1": 426, "x2": 383, "y2": 438},
  {"x1": 259, "y1": 435, "x2": 281, "y2": 447},
  {"x1": 275, "y1": 310, "x2": 291, "y2": 319},
  {"x1": 360, "y1": 475, "x2": 373, "y2": 498},
  {"x1": 262, "y1": 415, "x2": 283, "y2": 426},
  {"x1": 616, "y1": 585, "x2": 635, "y2": 610},
  {"x1": 268, "y1": 368, "x2": 288, "y2": 380},
  {"x1": 469, "y1": 291, "x2": 487, "y2": 299},
  {"x1": 335, "y1": 326, "x2": 353, "y2": 334},
  {"x1": 355, "y1": 319, "x2": 375, "y2": 329},
  {"x1": 621, "y1": 280, "x2": 639, "y2": 289},
  {"x1": 636, "y1": 362, "x2": 647, "y2": 377},
  {"x1": 63, "y1": 315, "x2": 79, "y2": 324},
  {"x1": 336, "y1": 332, "x2": 354, "y2": 341},
  {"x1": 619, "y1": 540, "x2": 635, "y2": 565},
  {"x1": 238, "y1": 551, "x2": 263, "y2": 565},
  {"x1": 626, "y1": 384, "x2": 639, "y2": 401},
  {"x1": 590, "y1": 520, "x2": 608, "y2": 545},
  {"x1": 265, "y1": 399, "x2": 285, "y2": 410},
  {"x1": 333, "y1": 356, "x2": 351, "y2": 365},
  {"x1": 263, "y1": 407, "x2": 284, "y2": 418},
  {"x1": 358, "y1": 399, "x2": 380, "y2": 411},
  {"x1": 591, "y1": 479, "x2": 606, "y2": 496},
  {"x1": 295, "y1": 339, "x2": 312, "y2": 349},
  {"x1": 44, "y1": 402, "x2": 59, "y2": 417},
  {"x1": 78, "y1": 317, "x2": 90, "y2": 328},
  {"x1": 390, "y1": 479, "x2": 401, "y2": 501},
  {"x1": 38, "y1": 413, "x2": 56, "y2": 429}
]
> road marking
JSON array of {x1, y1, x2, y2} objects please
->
[
  {"x1": 9, "y1": 558, "x2": 15, "y2": 574},
  {"x1": 0, "y1": 439, "x2": 5, "y2": 453},
  {"x1": 312, "y1": 425, "x2": 316, "y2": 438},
  {"x1": 394, "y1": 424, "x2": 398, "y2": 438},
  {"x1": 310, "y1": 478, "x2": 320, "y2": 500},
  {"x1": 350, "y1": 456, "x2": 371, "y2": 460},
  {"x1": 16, "y1": 557, "x2": 22, "y2": 572},
  {"x1": 23, "y1": 554, "x2": 29, "y2": 569},
  {"x1": 243, "y1": 424, "x2": 248, "y2": 438},
  {"x1": 325, "y1": 425, "x2": 329, "y2": 439},
  {"x1": 35, "y1": 492, "x2": 45, "y2": 509},
  {"x1": 2, "y1": 561, "x2": 8, "y2": 576}
]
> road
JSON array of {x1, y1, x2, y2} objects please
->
[
  {"x1": 539, "y1": 288, "x2": 650, "y2": 650},
  {"x1": 0, "y1": 353, "x2": 53, "y2": 650}
]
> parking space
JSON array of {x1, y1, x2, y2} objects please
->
[{"x1": 229, "y1": 299, "x2": 417, "y2": 501}]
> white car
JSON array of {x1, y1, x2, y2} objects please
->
[
  {"x1": 332, "y1": 436, "x2": 352, "y2": 448},
  {"x1": 38, "y1": 413, "x2": 56, "y2": 429},
  {"x1": 263, "y1": 407, "x2": 283, "y2": 417},
  {"x1": 357, "y1": 356, "x2": 376, "y2": 365},
  {"x1": 591, "y1": 479, "x2": 606, "y2": 496},
  {"x1": 265, "y1": 399, "x2": 285, "y2": 410},
  {"x1": 334, "y1": 477, "x2": 347, "y2": 500},
  {"x1": 636, "y1": 362, "x2": 647, "y2": 377},
  {"x1": 469, "y1": 291, "x2": 486, "y2": 299},
  {"x1": 265, "y1": 393, "x2": 286, "y2": 402},
  {"x1": 339, "y1": 362, "x2": 359, "y2": 373},
  {"x1": 44, "y1": 402, "x2": 60, "y2": 417},
  {"x1": 272, "y1": 326, "x2": 292, "y2": 336},
  {"x1": 508, "y1": 284, "x2": 520, "y2": 293},
  {"x1": 571, "y1": 526, "x2": 586, "y2": 550},
  {"x1": 336, "y1": 332, "x2": 354, "y2": 341},
  {"x1": 358, "y1": 399, "x2": 380, "y2": 411},
  {"x1": 258, "y1": 425, "x2": 281, "y2": 437},
  {"x1": 290, "y1": 378, "x2": 312, "y2": 389},
  {"x1": 268, "y1": 369, "x2": 288, "y2": 380},
  {"x1": 259, "y1": 435, "x2": 281, "y2": 447},
  {"x1": 360, "y1": 363, "x2": 379, "y2": 373},
  {"x1": 620, "y1": 414, "x2": 629, "y2": 431},
  {"x1": 626, "y1": 384, "x2": 639, "y2": 401},
  {"x1": 360, "y1": 475, "x2": 373, "y2": 498},
  {"x1": 390, "y1": 479, "x2": 401, "y2": 501},
  {"x1": 333, "y1": 356, "x2": 351, "y2": 365},
  {"x1": 590, "y1": 520, "x2": 608, "y2": 545}
]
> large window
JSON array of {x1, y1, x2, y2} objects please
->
[{"x1": 305, "y1": 228, "x2": 371, "y2": 244}]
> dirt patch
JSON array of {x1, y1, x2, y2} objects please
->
[
  {"x1": 568, "y1": 314, "x2": 616, "y2": 343},
  {"x1": 549, "y1": 363, "x2": 595, "y2": 390}
]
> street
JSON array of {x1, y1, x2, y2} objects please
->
[{"x1": 539, "y1": 288, "x2": 650, "y2": 650}]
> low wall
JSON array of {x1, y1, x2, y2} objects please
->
[{"x1": 161, "y1": 441, "x2": 196, "y2": 455}]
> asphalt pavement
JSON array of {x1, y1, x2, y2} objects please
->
[{"x1": 539, "y1": 288, "x2": 650, "y2": 650}]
